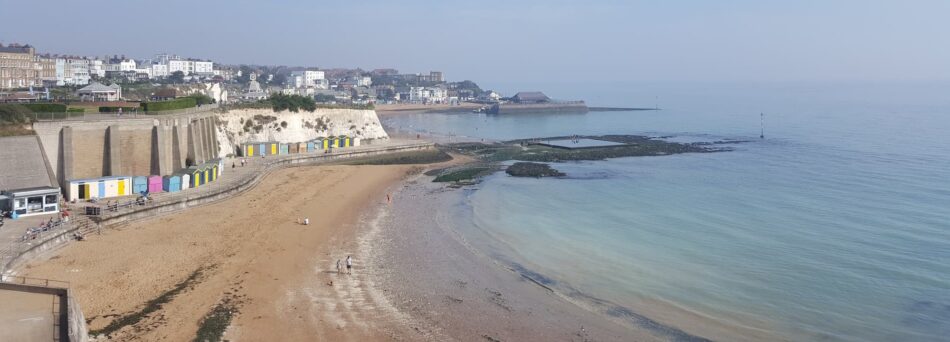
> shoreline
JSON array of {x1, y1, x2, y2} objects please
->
[{"x1": 363, "y1": 174, "x2": 669, "y2": 341}]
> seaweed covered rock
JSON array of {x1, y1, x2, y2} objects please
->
[{"x1": 506, "y1": 162, "x2": 566, "y2": 178}]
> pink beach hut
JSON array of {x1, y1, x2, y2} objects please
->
[{"x1": 147, "y1": 175, "x2": 163, "y2": 193}]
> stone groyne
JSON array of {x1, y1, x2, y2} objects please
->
[{"x1": 488, "y1": 102, "x2": 589, "y2": 114}]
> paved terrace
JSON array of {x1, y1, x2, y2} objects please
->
[{"x1": 1, "y1": 138, "x2": 433, "y2": 274}]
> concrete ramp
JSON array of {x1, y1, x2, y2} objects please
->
[{"x1": 0, "y1": 136, "x2": 55, "y2": 191}]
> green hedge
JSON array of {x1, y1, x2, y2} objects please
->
[
  {"x1": 99, "y1": 106, "x2": 139, "y2": 113},
  {"x1": 0, "y1": 104, "x2": 32, "y2": 124},
  {"x1": 21, "y1": 103, "x2": 67, "y2": 113},
  {"x1": 67, "y1": 108, "x2": 85, "y2": 113},
  {"x1": 140, "y1": 98, "x2": 197, "y2": 112}
]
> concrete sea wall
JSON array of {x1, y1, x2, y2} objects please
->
[
  {"x1": 489, "y1": 102, "x2": 589, "y2": 114},
  {"x1": 32, "y1": 112, "x2": 219, "y2": 188}
]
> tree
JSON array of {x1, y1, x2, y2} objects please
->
[
  {"x1": 314, "y1": 94, "x2": 336, "y2": 103},
  {"x1": 168, "y1": 71, "x2": 185, "y2": 84}
]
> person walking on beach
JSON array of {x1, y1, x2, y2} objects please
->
[
  {"x1": 304, "y1": 217, "x2": 310, "y2": 225},
  {"x1": 346, "y1": 255, "x2": 353, "y2": 274},
  {"x1": 336, "y1": 259, "x2": 342, "y2": 274}
]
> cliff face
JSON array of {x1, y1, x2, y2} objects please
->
[{"x1": 215, "y1": 108, "x2": 389, "y2": 158}]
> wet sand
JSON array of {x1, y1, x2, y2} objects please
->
[{"x1": 362, "y1": 176, "x2": 663, "y2": 342}]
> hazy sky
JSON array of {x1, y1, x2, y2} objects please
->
[{"x1": 2, "y1": 0, "x2": 948, "y2": 85}]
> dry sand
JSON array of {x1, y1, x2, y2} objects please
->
[{"x1": 19, "y1": 165, "x2": 429, "y2": 341}]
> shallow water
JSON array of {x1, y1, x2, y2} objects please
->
[{"x1": 382, "y1": 82, "x2": 950, "y2": 341}]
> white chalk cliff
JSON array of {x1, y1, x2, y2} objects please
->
[{"x1": 215, "y1": 108, "x2": 389, "y2": 158}]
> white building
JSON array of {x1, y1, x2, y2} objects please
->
[
  {"x1": 151, "y1": 64, "x2": 168, "y2": 78},
  {"x1": 55, "y1": 58, "x2": 91, "y2": 86},
  {"x1": 167, "y1": 59, "x2": 214, "y2": 76},
  {"x1": 106, "y1": 59, "x2": 137, "y2": 72},
  {"x1": 194, "y1": 61, "x2": 213, "y2": 74},
  {"x1": 288, "y1": 70, "x2": 326, "y2": 88},
  {"x1": 409, "y1": 86, "x2": 448, "y2": 104},
  {"x1": 356, "y1": 76, "x2": 372, "y2": 87},
  {"x1": 89, "y1": 59, "x2": 105, "y2": 78}
]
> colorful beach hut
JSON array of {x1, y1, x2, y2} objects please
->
[
  {"x1": 279, "y1": 143, "x2": 289, "y2": 155},
  {"x1": 340, "y1": 136, "x2": 351, "y2": 148},
  {"x1": 268, "y1": 142, "x2": 279, "y2": 155},
  {"x1": 132, "y1": 176, "x2": 148, "y2": 195},
  {"x1": 180, "y1": 173, "x2": 190, "y2": 190},
  {"x1": 289, "y1": 143, "x2": 299, "y2": 154},
  {"x1": 306, "y1": 141, "x2": 316, "y2": 152},
  {"x1": 66, "y1": 176, "x2": 132, "y2": 201},
  {"x1": 209, "y1": 164, "x2": 218, "y2": 182},
  {"x1": 352, "y1": 137, "x2": 361, "y2": 147},
  {"x1": 148, "y1": 175, "x2": 163, "y2": 193},
  {"x1": 243, "y1": 143, "x2": 257, "y2": 157},
  {"x1": 190, "y1": 167, "x2": 203, "y2": 187},
  {"x1": 163, "y1": 175, "x2": 181, "y2": 193}
]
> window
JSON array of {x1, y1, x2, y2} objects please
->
[{"x1": 45, "y1": 194, "x2": 57, "y2": 204}]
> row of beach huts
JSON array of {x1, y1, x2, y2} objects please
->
[
  {"x1": 66, "y1": 160, "x2": 223, "y2": 202},
  {"x1": 63, "y1": 136, "x2": 360, "y2": 202},
  {"x1": 241, "y1": 136, "x2": 359, "y2": 157}
]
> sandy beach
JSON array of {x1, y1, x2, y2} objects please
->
[
  {"x1": 16, "y1": 154, "x2": 662, "y2": 341},
  {"x1": 19, "y1": 164, "x2": 431, "y2": 341}
]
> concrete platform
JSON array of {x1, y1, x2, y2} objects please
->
[{"x1": 0, "y1": 289, "x2": 56, "y2": 341}]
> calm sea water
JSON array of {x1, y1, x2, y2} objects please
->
[{"x1": 382, "y1": 82, "x2": 950, "y2": 341}]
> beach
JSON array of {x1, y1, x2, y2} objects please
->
[
  {"x1": 15, "y1": 152, "x2": 663, "y2": 341},
  {"x1": 19, "y1": 164, "x2": 431, "y2": 341}
]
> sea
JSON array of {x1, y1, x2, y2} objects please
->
[{"x1": 380, "y1": 81, "x2": 950, "y2": 341}]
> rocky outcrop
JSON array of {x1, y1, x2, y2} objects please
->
[{"x1": 215, "y1": 108, "x2": 389, "y2": 158}]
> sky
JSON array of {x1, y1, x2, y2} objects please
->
[{"x1": 2, "y1": 0, "x2": 949, "y2": 86}]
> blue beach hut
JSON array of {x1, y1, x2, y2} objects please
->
[
  {"x1": 132, "y1": 176, "x2": 148, "y2": 195},
  {"x1": 163, "y1": 175, "x2": 181, "y2": 193}
]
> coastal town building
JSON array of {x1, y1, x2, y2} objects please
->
[
  {"x1": 76, "y1": 82, "x2": 122, "y2": 101},
  {"x1": 54, "y1": 57, "x2": 92, "y2": 86},
  {"x1": 168, "y1": 58, "x2": 214, "y2": 76},
  {"x1": 0, "y1": 44, "x2": 40, "y2": 89},
  {"x1": 409, "y1": 86, "x2": 448, "y2": 104},
  {"x1": 288, "y1": 70, "x2": 327, "y2": 88},
  {"x1": 417, "y1": 71, "x2": 444, "y2": 83}
]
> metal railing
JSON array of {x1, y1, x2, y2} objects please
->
[
  {"x1": 0, "y1": 274, "x2": 70, "y2": 289},
  {"x1": 29, "y1": 103, "x2": 219, "y2": 122}
]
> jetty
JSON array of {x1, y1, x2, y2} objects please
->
[{"x1": 488, "y1": 91, "x2": 589, "y2": 114}]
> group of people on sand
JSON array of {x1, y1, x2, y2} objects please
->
[{"x1": 336, "y1": 256, "x2": 353, "y2": 275}]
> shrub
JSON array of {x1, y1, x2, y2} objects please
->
[
  {"x1": 267, "y1": 93, "x2": 316, "y2": 113},
  {"x1": 0, "y1": 104, "x2": 32, "y2": 124},
  {"x1": 21, "y1": 103, "x2": 67, "y2": 113},
  {"x1": 66, "y1": 108, "x2": 85, "y2": 113},
  {"x1": 140, "y1": 97, "x2": 197, "y2": 112}
]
